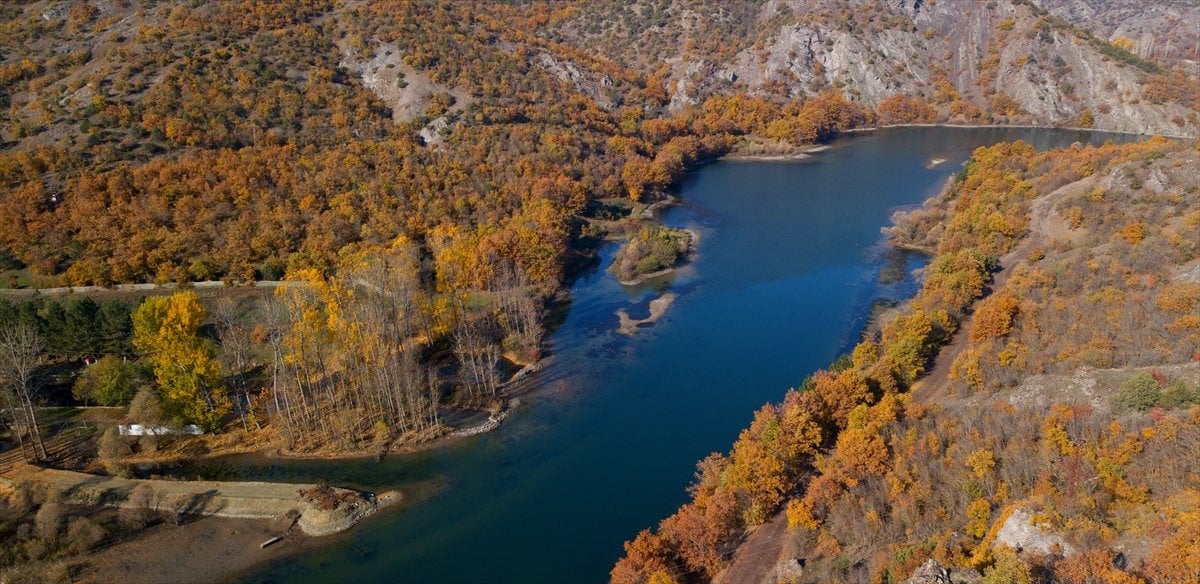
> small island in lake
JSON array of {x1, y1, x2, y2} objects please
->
[{"x1": 609, "y1": 226, "x2": 695, "y2": 286}]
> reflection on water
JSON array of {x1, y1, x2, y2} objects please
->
[{"x1": 242, "y1": 127, "x2": 1135, "y2": 584}]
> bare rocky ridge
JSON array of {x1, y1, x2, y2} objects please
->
[
  {"x1": 903, "y1": 559, "x2": 982, "y2": 584},
  {"x1": 1035, "y1": 0, "x2": 1200, "y2": 70},
  {"x1": 1004, "y1": 361, "x2": 1200, "y2": 412},
  {"x1": 993, "y1": 507, "x2": 1076, "y2": 557},
  {"x1": 548, "y1": 0, "x2": 1198, "y2": 137},
  {"x1": 338, "y1": 42, "x2": 437, "y2": 124},
  {"x1": 337, "y1": 41, "x2": 474, "y2": 145}
]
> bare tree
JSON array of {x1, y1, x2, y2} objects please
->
[
  {"x1": 260, "y1": 298, "x2": 297, "y2": 445},
  {"x1": 256, "y1": 244, "x2": 447, "y2": 451},
  {"x1": 0, "y1": 384, "x2": 21, "y2": 453},
  {"x1": 0, "y1": 322, "x2": 47, "y2": 461},
  {"x1": 452, "y1": 309, "x2": 501, "y2": 400},
  {"x1": 213, "y1": 298, "x2": 256, "y2": 431},
  {"x1": 488, "y1": 260, "x2": 544, "y2": 361}
]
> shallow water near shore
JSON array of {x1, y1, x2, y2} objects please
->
[{"x1": 224, "y1": 127, "x2": 1132, "y2": 583}]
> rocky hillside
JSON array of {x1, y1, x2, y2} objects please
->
[
  {"x1": 612, "y1": 138, "x2": 1200, "y2": 584},
  {"x1": 546, "y1": 0, "x2": 1199, "y2": 136},
  {"x1": 1035, "y1": 0, "x2": 1200, "y2": 70}
]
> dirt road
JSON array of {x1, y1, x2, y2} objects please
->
[{"x1": 914, "y1": 175, "x2": 1096, "y2": 402}]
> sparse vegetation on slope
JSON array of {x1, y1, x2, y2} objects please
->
[{"x1": 613, "y1": 139, "x2": 1200, "y2": 584}]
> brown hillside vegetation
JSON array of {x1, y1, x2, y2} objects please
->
[
  {"x1": 612, "y1": 139, "x2": 1200, "y2": 583},
  {"x1": 2, "y1": 0, "x2": 1198, "y2": 292},
  {"x1": 0, "y1": 1, "x2": 888, "y2": 289},
  {"x1": 1, "y1": 0, "x2": 884, "y2": 462}
]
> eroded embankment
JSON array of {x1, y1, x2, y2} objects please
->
[{"x1": 3, "y1": 465, "x2": 389, "y2": 536}]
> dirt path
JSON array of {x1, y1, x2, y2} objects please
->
[
  {"x1": 913, "y1": 176, "x2": 1095, "y2": 402},
  {"x1": 717, "y1": 510, "x2": 798, "y2": 584}
]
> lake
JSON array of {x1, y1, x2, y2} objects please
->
[{"x1": 239, "y1": 127, "x2": 1130, "y2": 583}]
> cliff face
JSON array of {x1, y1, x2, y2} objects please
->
[
  {"x1": 548, "y1": 0, "x2": 1198, "y2": 137},
  {"x1": 1035, "y1": 0, "x2": 1200, "y2": 69}
]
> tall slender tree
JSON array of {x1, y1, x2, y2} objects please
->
[
  {"x1": 213, "y1": 298, "x2": 256, "y2": 431},
  {"x1": 0, "y1": 322, "x2": 47, "y2": 460}
]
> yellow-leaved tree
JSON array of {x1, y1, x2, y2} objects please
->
[{"x1": 132, "y1": 291, "x2": 229, "y2": 431}]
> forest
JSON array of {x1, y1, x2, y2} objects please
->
[{"x1": 0, "y1": 0, "x2": 878, "y2": 460}]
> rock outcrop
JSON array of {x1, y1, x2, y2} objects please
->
[
  {"x1": 760, "y1": 557, "x2": 804, "y2": 584},
  {"x1": 535, "y1": 53, "x2": 617, "y2": 109},
  {"x1": 994, "y1": 507, "x2": 1076, "y2": 557},
  {"x1": 552, "y1": 0, "x2": 1198, "y2": 137},
  {"x1": 904, "y1": 559, "x2": 982, "y2": 584}
]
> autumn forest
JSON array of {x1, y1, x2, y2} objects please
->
[{"x1": 1, "y1": 0, "x2": 1199, "y2": 583}]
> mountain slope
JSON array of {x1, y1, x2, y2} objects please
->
[
  {"x1": 612, "y1": 139, "x2": 1200, "y2": 583},
  {"x1": 546, "y1": 0, "x2": 1199, "y2": 136},
  {"x1": 1035, "y1": 0, "x2": 1200, "y2": 69}
]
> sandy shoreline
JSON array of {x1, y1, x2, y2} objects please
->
[
  {"x1": 2, "y1": 463, "x2": 403, "y2": 583},
  {"x1": 846, "y1": 122, "x2": 1190, "y2": 139},
  {"x1": 616, "y1": 292, "x2": 679, "y2": 335},
  {"x1": 722, "y1": 144, "x2": 830, "y2": 161},
  {"x1": 76, "y1": 514, "x2": 311, "y2": 584}
]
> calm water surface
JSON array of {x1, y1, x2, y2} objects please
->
[{"x1": 237, "y1": 127, "x2": 1129, "y2": 583}]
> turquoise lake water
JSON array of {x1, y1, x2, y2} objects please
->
[{"x1": 231, "y1": 127, "x2": 1132, "y2": 583}]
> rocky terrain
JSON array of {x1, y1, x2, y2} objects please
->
[
  {"x1": 1036, "y1": 0, "x2": 1200, "y2": 70},
  {"x1": 546, "y1": 0, "x2": 1199, "y2": 136}
]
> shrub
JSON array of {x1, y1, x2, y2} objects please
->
[
  {"x1": 1112, "y1": 373, "x2": 1162, "y2": 412},
  {"x1": 119, "y1": 484, "x2": 159, "y2": 529},
  {"x1": 1161, "y1": 381, "x2": 1200, "y2": 409},
  {"x1": 72, "y1": 355, "x2": 143, "y2": 406},
  {"x1": 63, "y1": 517, "x2": 105, "y2": 555},
  {"x1": 98, "y1": 427, "x2": 130, "y2": 477},
  {"x1": 33, "y1": 499, "x2": 62, "y2": 545},
  {"x1": 982, "y1": 546, "x2": 1033, "y2": 584}
]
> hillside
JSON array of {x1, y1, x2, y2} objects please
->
[
  {"x1": 1036, "y1": 0, "x2": 1200, "y2": 69},
  {"x1": 1, "y1": 2, "x2": 1198, "y2": 581},
  {"x1": 546, "y1": 0, "x2": 1199, "y2": 136},
  {"x1": 1, "y1": 0, "x2": 1197, "y2": 290},
  {"x1": 612, "y1": 139, "x2": 1200, "y2": 583}
]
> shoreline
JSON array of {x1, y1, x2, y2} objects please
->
[
  {"x1": 721, "y1": 144, "x2": 830, "y2": 162},
  {"x1": 845, "y1": 122, "x2": 1193, "y2": 139}
]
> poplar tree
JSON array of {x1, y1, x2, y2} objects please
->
[{"x1": 131, "y1": 292, "x2": 229, "y2": 431}]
